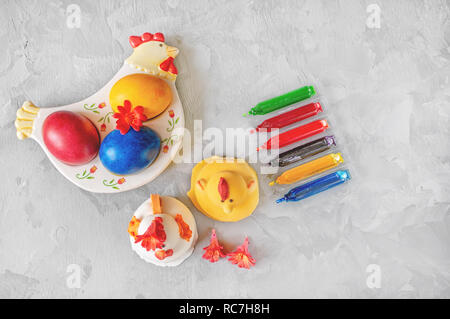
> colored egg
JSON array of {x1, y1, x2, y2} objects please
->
[
  {"x1": 109, "y1": 74, "x2": 172, "y2": 119},
  {"x1": 42, "y1": 111, "x2": 100, "y2": 165},
  {"x1": 99, "y1": 126, "x2": 161, "y2": 175}
]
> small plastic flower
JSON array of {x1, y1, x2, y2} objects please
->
[
  {"x1": 227, "y1": 237, "x2": 255, "y2": 269},
  {"x1": 175, "y1": 214, "x2": 192, "y2": 241},
  {"x1": 98, "y1": 102, "x2": 106, "y2": 109},
  {"x1": 162, "y1": 145, "x2": 169, "y2": 153},
  {"x1": 202, "y1": 229, "x2": 226, "y2": 263},
  {"x1": 118, "y1": 177, "x2": 126, "y2": 184},
  {"x1": 90, "y1": 165, "x2": 97, "y2": 174},
  {"x1": 100, "y1": 123, "x2": 106, "y2": 132},
  {"x1": 134, "y1": 217, "x2": 166, "y2": 251},
  {"x1": 127, "y1": 216, "x2": 141, "y2": 239},
  {"x1": 168, "y1": 110, "x2": 175, "y2": 118},
  {"x1": 155, "y1": 249, "x2": 173, "y2": 260},
  {"x1": 113, "y1": 100, "x2": 147, "y2": 135}
]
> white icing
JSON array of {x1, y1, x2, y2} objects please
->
[{"x1": 130, "y1": 196, "x2": 198, "y2": 267}]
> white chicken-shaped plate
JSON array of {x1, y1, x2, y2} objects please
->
[{"x1": 15, "y1": 32, "x2": 184, "y2": 193}]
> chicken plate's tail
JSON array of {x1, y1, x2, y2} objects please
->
[{"x1": 15, "y1": 101, "x2": 40, "y2": 140}]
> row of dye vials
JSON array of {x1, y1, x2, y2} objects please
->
[{"x1": 244, "y1": 85, "x2": 351, "y2": 203}]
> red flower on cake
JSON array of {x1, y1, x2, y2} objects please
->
[
  {"x1": 100, "y1": 123, "x2": 106, "y2": 132},
  {"x1": 155, "y1": 249, "x2": 173, "y2": 260},
  {"x1": 113, "y1": 100, "x2": 147, "y2": 135},
  {"x1": 227, "y1": 237, "x2": 255, "y2": 269},
  {"x1": 118, "y1": 177, "x2": 126, "y2": 184},
  {"x1": 202, "y1": 229, "x2": 225, "y2": 263},
  {"x1": 134, "y1": 217, "x2": 166, "y2": 251},
  {"x1": 90, "y1": 165, "x2": 97, "y2": 174},
  {"x1": 175, "y1": 214, "x2": 192, "y2": 241},
  {"x1": 98, "y1": 102, "x2": 106, "y2": 109},
  {"x1": 168, "y1": 110, "x2": 175, "y2": 118},
  {"x1": 162, "y1": 145, "x2": 169, "y2": 153}
]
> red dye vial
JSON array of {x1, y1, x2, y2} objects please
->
[
  {"x1": 258, "y1": 119, "x2": 329, "y2": 151},
  {"x1": 255, "y1": 102, "x2": 323, "y2": 132}
]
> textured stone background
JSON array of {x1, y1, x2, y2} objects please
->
[{"x1": 1, "y1": 0, "x2": 450, "y2": 298}]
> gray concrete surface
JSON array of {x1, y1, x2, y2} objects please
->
[{"x1": 1, "y1": 0, "x2": 449, "y2": 298}]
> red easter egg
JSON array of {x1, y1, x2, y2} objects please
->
[{"x1": 43, "y1": 111, "x2": 100, "y2": 165}]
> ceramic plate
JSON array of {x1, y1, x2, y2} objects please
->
[{"x1": 19, "y1": 64, "x2": 184, "y2": 193}]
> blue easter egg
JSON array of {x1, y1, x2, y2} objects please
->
[{"x1": 99, "y1": 127, "x2": 161, "y2": 175}]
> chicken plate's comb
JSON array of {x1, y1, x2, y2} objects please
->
[{"x1": 129, "y1": 32, "x2": 165, "y2": 48}]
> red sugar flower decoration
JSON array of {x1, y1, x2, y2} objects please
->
[
  {"x1": 202, "y1": 229, "x2": 226, "y2": 263},
  {"x1": 134, "y1": 217, "x2": 166, "y2": 251},
  {"x1": 113, "y1": 100, "x2": 147, "y2": 135},
  {"x1": 118, "y1": 177, "x2": 126, "y2": 185},
  {"x1": 227, "y1": 237, "x2": 255, "y2": 269},
  {"x1": 155, "y1": 249, "x2": 173, "y2": 260},
  {"x1": 168, "y1": 110, "x2": 175, "y2": 118},
  {"x1": 175, "y1": 214, "x2": 192, "y2": 241},
  {"x1": 90, "y1": 165, "x2": 97, "y2": 174},
  {"x1": 98, "y1": 102, "x2": 106, "y2": 109}
]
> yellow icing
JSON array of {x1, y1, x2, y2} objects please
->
[
  {"x1": 125, "y1": 41, "x2": 179, "y2": 81},
  {"x1": 109, "y1": 74, "x2": 172, "y2": 119},
  {"x1": 15, "y1": 101, "x2": 40, "y2": 140},
  {"x1": 187, "y1": 157, "x2": 259, "y2": 222},
  {"x1": 128, "y1": 216, "x2": 141, "y2": 239}
]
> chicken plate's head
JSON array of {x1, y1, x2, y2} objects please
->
[{"x1": 125, "y1": 32, "x2": 179, "y2": 81}]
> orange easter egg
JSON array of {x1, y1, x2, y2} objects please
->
[{"x1": 109, "y1": 74, "x2": 172, "y2": 119}]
